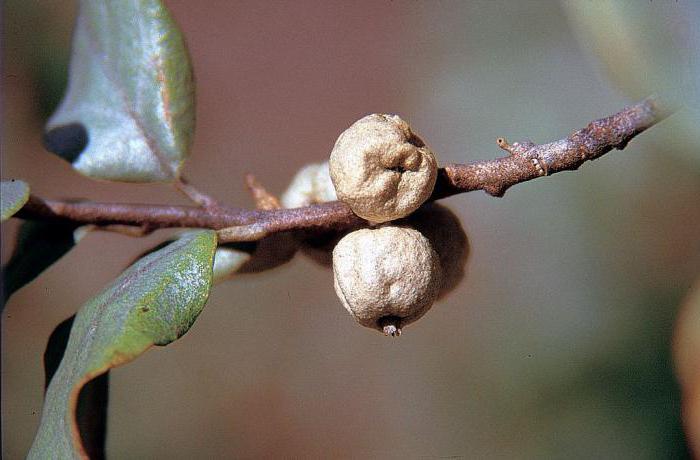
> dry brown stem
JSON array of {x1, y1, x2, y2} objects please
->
[{"x1": 15, "y1": 97, "x2": 670, "y2": 242}]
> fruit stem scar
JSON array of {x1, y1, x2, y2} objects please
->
[{"x1": 379, "y1": 316, "x2": 402, "y2": 337}]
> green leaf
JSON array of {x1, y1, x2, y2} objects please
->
[
  {"x1": 44, "y1": 316, "x2": 109, "y2": 460},
  {"x1": 43, "y1": 0, "x2": 195, "y2": 182},
  {"x1": 136, "y1": 236, "x2": 253, "y2": 284},
  {"x1": 1, "y1": 179, "x2": 29, "y2": 221},
  {"x1": 2, "y1": 221, "x2": 78, "y2": 308},
  {"x1": 29, "y1": 230, "x2": 216, "y2": 459}
]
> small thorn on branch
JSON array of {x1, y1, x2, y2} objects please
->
[
  {"x1": 498, "y1": 136, "x2": 547, "y2": 176},
  {"x1": 496, "y1": 137, "x2": 515, "y2": 155},
  {"x1": 175, "y1": 176, "x2": 220, "y2": 210},
  {"x1": 245, "y1": 174, "x2": 282, "y2": 210}
]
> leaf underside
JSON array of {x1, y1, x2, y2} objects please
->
[
  {"x1": 44, "y1": 0, "x2": 195, "y2": 182},
  {"x1": 29, "y1": 230, "x2": 216, "y2": 459},
  {"x1": 1, "y1": 179, "x2": 30, "y2": 221}
]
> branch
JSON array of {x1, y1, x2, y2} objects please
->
[
  {"x1": 432, "y1": 96, "x2": 671, "y2": 198},
  {"x1": 15, "y1": 97, "x2": 671, "y2": 242}
]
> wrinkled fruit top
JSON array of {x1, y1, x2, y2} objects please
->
[{"x1": 329, "y1": 114, "x2": 437, "y2": 223}]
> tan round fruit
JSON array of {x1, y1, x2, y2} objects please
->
[
  {"x1": 281, "y1": 161, "x2": 337, "y2": 209},
  {"x1": 329, "y1": 114, "x2": 437, "y2": 223},
  {"x1": 332, "y1": 226, "x2": 442, "y2": 335},
  {"x1": 404, "y1": 203, "x2": 469, "y2": 299}
]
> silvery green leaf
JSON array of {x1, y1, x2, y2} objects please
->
[
  {"x1": 1, "y1": 179, "x2": 29, "y2": 221},
  {"x1": 44, "y1": 0, "x2": 195, "y2": 182},
  {"x1": 136, "y1": 233, "x2": 253, "y2": 284},
  {"x1": 29, "y1": 230, "x2": 216, "y2": 458},
  {"x1": 43, "y1": 316, "x2": 109, "y2": 459}
]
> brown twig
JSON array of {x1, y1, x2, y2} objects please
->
[
  {"x1": 14, "y1": 97, "x2": 670, "y2": 242},
  {"x1": 244, "y1": 174, "x2": 282, "y2": 211},
  {"x1": 432, "y1": 96, "x2": 671, "y2": 199},
  {"x1": 174, "y1": 175, "x2": 220, "y2": 209}
]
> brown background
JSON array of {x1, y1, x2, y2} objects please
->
[{"x1": 3, "y1": 1, "x2": 699, "y2": 458}]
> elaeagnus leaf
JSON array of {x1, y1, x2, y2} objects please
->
[
  {"x1": 1, "y1": 179, "x2": 29, "y2": 221},
  {"x1": 44, "y1": 0, "x2": 195, "y2": 182},
  {"x1": 44, "y1": 316, "x2": 109, "y2": 460},
  {"x1": 135, "y1": 231, "x2": 297, "y2": 286},
  {"x1": 29, "y1": 230, "x2": 216, "y2": 459},
  {"x1": 132, "y1": 233, "x2": 252, "y2": 284}
]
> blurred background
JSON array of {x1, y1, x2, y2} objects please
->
[{"x1": 2, "y1": 0, "x2": 699, "y2": 458}]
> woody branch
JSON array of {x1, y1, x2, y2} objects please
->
[{"x1": 15, "y1": 97, "x2": 671, "y2": 241}]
